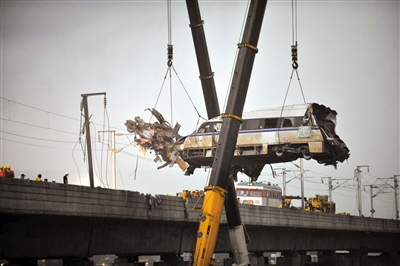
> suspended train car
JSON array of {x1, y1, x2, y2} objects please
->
[{"x1": 174, "y1": 102, "x2": 350, "y2": 180}]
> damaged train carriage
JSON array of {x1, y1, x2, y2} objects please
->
[
  {"x1": 125, "y1": 103, "x2": 350, "y2": 182},
  {"x1": 174, "y1": 103, "x2": 349, "y2": 181}
]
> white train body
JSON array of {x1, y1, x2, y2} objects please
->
[{"x1": 235, "y1": 181, "x2": 282, "y2": 207}]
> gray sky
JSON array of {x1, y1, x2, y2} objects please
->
[{"x1": 1, "y1": 0, "x2": 399, "y2": 219}]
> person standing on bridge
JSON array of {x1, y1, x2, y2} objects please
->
[
  {"x1": 0, "y1": 166, "x2": 6, "y2": 178},
  {"x1": 63, "y1": 171, "x2": 69, "y2": 184},
  {"x1": 35, "y1": 174, "x2": 42, "y2": 181}
]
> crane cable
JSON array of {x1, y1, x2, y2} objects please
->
[
  {"x1": 281, "y1": 0, "x2": 306, "y2": 109},
  {"x1": 152, "y1": 0, "x2": 205, "y2": 129}
]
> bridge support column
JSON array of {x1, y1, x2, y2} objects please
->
[
  {"x1": 276, "y1": 251, "x2": 307, "y2": 266},
  {"x1": 335, "y1": 249, "x2": 367, "y2": 266},
  {"x1": 223, "y1": 257, "x2": 234, "y2": 265},
  {"x1": 366, "y1": 252, "x2": 400, "y2": 266},
  {"x1": 248, "y1": 252, "x2": 266, "y2": 265},
  {"x1": 317, "y1": 250, "x2": 335, "y2": 265},
  {"x1": 389, "y1": 251, "x2": 400, "y2": 266},
  {"x1": 114, "y1": 255, "x2": 144, "y2": 265},
  {"x1": 7, "y1": 259, "x2": 38, "y2": 266},
  {"x1": 63, "y1": 257, "x2": 93, "y2": 266},
  {"x1": 153, "y1": 253, "x2": 188, "y2": 266}
]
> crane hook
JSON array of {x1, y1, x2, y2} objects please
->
[
  {"x1": 291, "y1": 42, "x2": 298, "y2": 69},
  {"x1": 167, "y1": 44, "x2": 173, "y2": 67}
]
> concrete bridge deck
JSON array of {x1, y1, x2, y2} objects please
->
[{"x1": 1, "y1": 178, "x2": 399, "y2": 263}]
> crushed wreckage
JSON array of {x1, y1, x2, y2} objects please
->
[
  {"x1": 125, "y1": 103, "x2": 350, "y2": 181},
  {"x1": 125, "y1": 108, "x2": 188, "y2": 170}
]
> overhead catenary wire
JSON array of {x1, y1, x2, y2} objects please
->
[{"x1": 1, "y1": 95, "x2": 173, "y2": 188}]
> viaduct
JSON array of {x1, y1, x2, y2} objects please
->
[{"x1": 1, "y1": 178, "x2": 399, "y2": 266}]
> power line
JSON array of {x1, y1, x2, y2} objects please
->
[
  {"x1": 1, "y1": 137, "x2": 75, "y2": 150},
  {"x1": 0, "y1": 97, "x2": 127, "y2": 132},
  {"x1": 0, "y1": 117, "x2": 79, "y2": 136},
  {"x1": 1, "y1": 96, "x2": 78, "y2": 122},
  {"x1": 0, "y1": 130, "x2": 76, "y2": 143}
]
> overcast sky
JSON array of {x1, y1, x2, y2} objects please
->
[{"x1": 1, "y1": 0, "x2": 399, "y2": 219}]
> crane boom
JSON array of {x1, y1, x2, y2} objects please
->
[
  {"x1": 185, "y1": 0, "x2": 220, "y2": 119},
  {"x1": 192, "y1": 1, "x2": 268, "y2": 265},
  {"x1": 185, "y1": 1, "x2": 249, "y2": 264}
]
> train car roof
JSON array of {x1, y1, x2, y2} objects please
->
[
  {"x1": 203, "y1": 103, "x2": 312, "y2": 123},
  {"x1": 242, "y1": 103, "x2": 311, "y2": 119}
]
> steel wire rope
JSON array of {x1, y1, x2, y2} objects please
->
[
  {"x1": 279, "y1": 0, "x2": 306, "y2": 148},
  {"x1": 94, "y1": 138, "x2": 162, "y2": 186},
  {"x1": 151, "y1": 0, "x2": 206, "y2": 131},
  {"x1": 171, "y1": 65, "x2": 207, "y2": 128},
  {"x1": 128, "y1": 154, "x2": 139, "y2": 181},
  {"x1": 90, "y1": 121, "x2": 108, "y2": 188},
  {"x1": 150, "y1": 0, "x2": 174, "y2": 123},
  {"x1": 99, "y1": 96, "x2": 111, "y2": 189}
]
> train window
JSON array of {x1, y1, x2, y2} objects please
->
[
  {"x1": 282, "y1": 119, "x2": 292, "y2": 127},
  {"x1": 277, "y1": 117, "x2": 302, "y2": 128},
  {"x1": 198, "y1": 122, "x2": 221, "y2": 133},
  {"x1": 249, "y1": 190, "x2": 262, "y2": 197},
  {"x1": 242, "y1": 119, "x2": 264, "y2": 130},
  {"x1": 265, "y1": 118, "x2": 279, "y2": 129},
  {"x1": 240, "y1": 118, "x2": 280, "y2": 129},
  {"x1": 198, "y1": 123, "x2": 207, "y2": 133},
  {"x1": 293, "y1": 117, "x2": 303, "y2": 127},
  {"x1": 236, "y1": 189, "x2": 248, "y2": 196}
]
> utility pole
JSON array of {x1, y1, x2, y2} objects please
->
[
  {"x1": 394, "y1": 175, "x2": 399, "y2": 220},
  {"x1": 321, "y1": 177, "x2": 351, "y2": 202},
  {"x1": 81, "y1": 92, "x2": 106, "y2": 187},
  {"x1": 364, "y1": 185, "x2": 377, "y2": 217},
  {"x1": 355, "y1": 165, "x2": 369, "y2": 217},
  {"x1": 291, "y1": 161, "x2": 309, "y2": 209},
  {"x1": 369, "y1": 185, "x2": 375, "y2": 217},
  {"x1": 274, "y1": 168, "x2": 291, "y2": 197},
  {"x1": 321, "y1": 177, "x2": 332, "y2": 201},
  {"x1": 376, "y1": 178, "x2": 399, "y2": 220},
  {"x1": 300, "y1": 158, "x2": 305, "y2": 209},
  {"x1": 99, "y1": 130, "x2": 122, "y2": 190}
]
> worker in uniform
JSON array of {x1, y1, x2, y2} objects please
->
[
  {"x1": 6, "y1": 166, "x2": 15, "y2": 178},
  {"x1": 63, "y1": 171, "x2": 69, "y2": 184},
  {"x1": 0, "y1": 166, "x2": 6, "y2": 178},
  {"x1": 35, "y1": 174, "x2": 42, "y2": 181}
]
